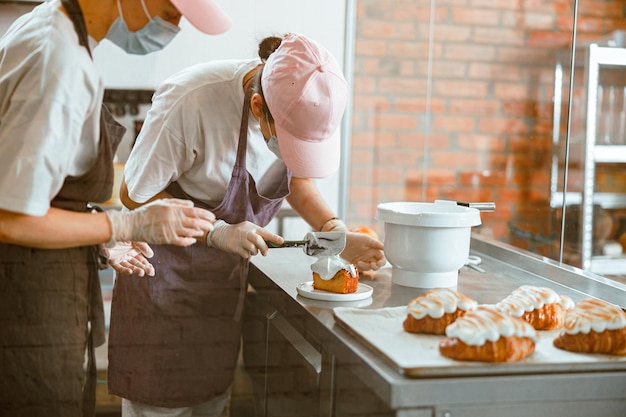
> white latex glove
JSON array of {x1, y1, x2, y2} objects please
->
[
  {"x1": 106, "y1": 198, "x2": 215, "y2": 247},
  {"x1": 207, "y1": 220, "x2": 283, "y2": 259},
  {"x1": 322, "y1": 218, "x2": 386, "y2": 272},
  {"x1": 103, "y1": 241, "x2": 155, "y2": 277},
  {"x1": 342, "y1": 232, "x2": 386, "y2": 272}
]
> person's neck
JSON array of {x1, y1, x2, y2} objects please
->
[
  {"x1": 60, "y1": 0, "x2": 117, "y2": 42},
  {"x1": 242, "y1": 64, "x2": 262, "y2": 93}
]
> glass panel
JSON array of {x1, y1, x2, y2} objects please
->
[{"x1": 346, "y1": 0, "x2": 626, "y2": 282}]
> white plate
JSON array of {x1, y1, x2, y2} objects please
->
[{"x1": 296, "y1": 281, "x2": 373, "y2": 301}]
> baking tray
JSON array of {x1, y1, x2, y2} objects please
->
[{"x1": 333, "y1": 306, "x2": 626, "y2": 378}]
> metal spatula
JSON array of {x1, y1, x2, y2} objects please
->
[{"x1": 266, "y1": 231, "x2": 346, "y2": 256}]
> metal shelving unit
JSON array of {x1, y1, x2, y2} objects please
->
[{"x1": 551, "y1": 35, "x2": 626, "y2": 275}]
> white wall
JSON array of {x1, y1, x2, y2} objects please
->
[
  {"x1": 0, "y1": 0, "x2": 348, "y2": 239},
  {"x1": 94, "y1": 0, "x2": 346, "y2": 89}
]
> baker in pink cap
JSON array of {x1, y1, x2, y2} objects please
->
[
  {"x1": 107, "y1": 33, "x2": 385, "y2": 417},
  {"x1": 262, "y1": 33, "x2": 347, "y2": 178}
]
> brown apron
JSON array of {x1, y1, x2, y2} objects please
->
[
  {"x1": 0, "y1": 1, "x2": 125, "y2": 416},
  {"x1": 107, "y1": 88, "x2": 292, "y2": 407}
]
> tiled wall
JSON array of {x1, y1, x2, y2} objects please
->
[{"x1": 347, "y1": 0, "x2": 626, "y2": 258}]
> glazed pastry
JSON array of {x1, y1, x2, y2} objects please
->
[
  {"x1": 553, "y1": 298, "x2": 626, "y2": 356},
  {"x1": 495, "y1": 285, "x2": 575, "y2": 330},
  {"x1": 311, "y1": 255, "x2": 359, "y2": 294},
  {"x1": 403, "y1": 288, "x2": 478, "y2": 335},
  {"x1": 439, "y1": 306, "x2": 537, "y2": 362}
]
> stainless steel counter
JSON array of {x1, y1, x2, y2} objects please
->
[{"x1": 246, "y1": 234, "x2": 626, "y2": 417}]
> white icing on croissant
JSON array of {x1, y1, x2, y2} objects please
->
[
  {"x1": 563, "y1": 298, "x2": 626, "y2": 335},
  {"x1": 445, "y1": 306, "x2": 537, "y2": 346},
  {"x1": 407, "y1": 288, "x2": 478, "y2": 320},
  {"x1": 495, "y1": 285, "x2": 574, "y2": 317},
  {"x1": 310, "y1": 255, "x2": 357, "y2": 280}
]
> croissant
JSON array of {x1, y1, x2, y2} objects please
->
[
  {"x1": 403, "y1": 310, "x2": 466, "y2": 335},
  {"x1": 553, "y1": 327, "x2": 626, "y2": 355},
  {"x1": 520, "y1": 303, "x2": 567, "y2": 330},
  {"x1": 402, "y1": 288, "x2": 478, "y2": 335},
  {"x1": 439, "y1": 336, "x2": 536, "y2": 362},
  {"x1": 495, "y1": 285, "x2": 574, "y2": 330},
  {"x1": 438, "y1": 306, "x2": 537, "y2": 362}
]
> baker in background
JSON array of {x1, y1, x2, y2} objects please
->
[
  {"x1": 0, "y1": 1, "x2": 231, "y2": 416},
  {"x1": 107, "y1": 33, "x2": 386, "y2": 417}
]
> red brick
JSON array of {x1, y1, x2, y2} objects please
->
[
  {"x1": 379, "y1": 77, "x2": 429, "y2": 94},
  {"x1": 467, "y1": 63, "x2": 521, "y2": 82},
  {"x1": 469, "y1": 0, "x2": 517, "y2": 10},
  {"x1": 367, "y1": 113, "x2": 419, "y2": 130},
  {"x1": 351, "y1": 131, "x2": 396, "y2": 148},
  {"x1": 388, "y1": 41, "x2": 435, "y2": 59},
  {"x1": 432, "y1": 115, "x2": 476, "y2": 132},
  {"x1": 458, "y1": 134, "x2": 506, "y2": 151},
  {"x1": 449, "y1": 99, "x2": 500, "y2": 115},
  {"x1": 496, "y1": 46, "x2": 553, "y2": 63},
  {"x1": 451, "y1": 7, "x2": 501, "y2": 26},
  {"x1": 478, "y1": 117, "x2": 529, "y2": 134},
  {"x1": 528, "y1": 31, "x2": 571, "y2": 48},
  {"x1": 354, "y1": 39, "x2": 387, "y2": 56},
  {"x1": 431, "y1": 152, "x2": 482, "y2": 169},
  {"x1": 443, "y1": 43, "x2": 497, "y2": 61},
  {"x1": 395, "y1": 97, "x2": 446, "y2": 113},
  {"x1": 433, "y1": 80, "x2": 489, "y2": 97},
  {"x1": 352, "y1": 77, "x2": 376, "y2": 94},
  {"x1": 430, "y1": 60, "x2": 469, "y2": 78},
  {"x1": 472, "y1": 27, "x2": 527, "y2": 46},
  {"x1": 433, "y1": 24, "x2": 472, "y2": 42}
]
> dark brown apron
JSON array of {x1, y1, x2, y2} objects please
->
[
  {"x1": 107, "y1": 88, "x2": 292, "y2": 407},
  {"x1": 0, "y1": 1, "x2": 125, "y2": 416}
]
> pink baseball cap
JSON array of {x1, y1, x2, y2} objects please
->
[
  {"x1": 262, "y1": 33, "x2": 348, "y2": 178},
  {"x1": 170, "y1": 0, "x2": 232, "y2": 35}
]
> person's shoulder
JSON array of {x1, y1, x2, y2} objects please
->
[
  {"x1": 168, "y1": 59, "x2": 255, "y2": 82},
  {"x1": 1, "y1": 4, "x2": 97, "y2": 94}
]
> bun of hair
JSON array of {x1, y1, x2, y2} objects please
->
[{"x1": 258, "y1": 36, "x2": 284, "y2": 61}]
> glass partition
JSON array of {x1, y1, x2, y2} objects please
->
[{"x1": 345, "y1": 0, "x2": 626, "y2": 283}]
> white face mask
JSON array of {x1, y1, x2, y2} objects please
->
[
  {"x1": 264, "y1": 111, "x2": 283, "y2": 160},
  {"x1": 105, "y1": 0, "x2": 180, "y2": 55}
]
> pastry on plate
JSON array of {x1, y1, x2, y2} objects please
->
[
  {"x1": 553, "y1": 298, "x2": 626, "y2": 356},
  {"x1": 439, "y1": 306, "x2": 537, "y2": 362},
  {"x1": 494, "y1": 285, "x2": 575, "y2": 330},
  {"x1": 403, "y1": 288, "x2": 478, "y2": 335},
  {"x1": 311, "y1": 255, "x2": 359, "y2": 294}
]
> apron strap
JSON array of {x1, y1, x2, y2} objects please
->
[
  {"x1": 235, "y1": 87, "x2": 254, "y2": 170},
  {"x1": 61, "y1": 0, "x2": 92, "y2": 57}
]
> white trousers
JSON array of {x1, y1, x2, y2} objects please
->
[{"x1": 121, "y1": 387, "x2": 231, "y2": 417}]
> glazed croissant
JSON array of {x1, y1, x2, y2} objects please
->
[
  {"x1": 403, "y1": 288, "x2": 478, "y2": 335},
  {"x1": 494, "y1": 285, "x2": 574, "y2": 330},
  {"x1": 553, "y1": 328, "x2": 626, "y2": 355},
  {"x1": 439, "y1": 335, "x2": 536, "y2": 362},
  {"x1": 553, "y1": 298, "x2": 626, "y2": 356},
  {"x1": 439, "y1": 306, "x2": 537, "y2": 362}
]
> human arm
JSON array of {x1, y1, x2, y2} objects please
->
[
  {"x1": 286, "y1": 177, "x2": 386, "y2": 271},
  {"x1": 0, "y1": 200, "x2": 214, "y2": 250},
  {"x1": 0, "y1": 207, "x2": 113, "y2": 249}
]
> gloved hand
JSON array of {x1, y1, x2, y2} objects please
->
[
  {"x1": 103, "y1": 241, "x2": 155, "y2": 277},
  {"x1": 207, "y1": 220, "x2": 284, "y2": 259},
  {"x1": 341, "y1": 231, "x2": 387, "y2": 272},
  {"x1": 106, "y1": 198, "x2": 215, "y2": 247}
]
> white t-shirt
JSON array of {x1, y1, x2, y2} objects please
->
[
  {"x1": 0, "y1": 0, "x2": 102, "y2": 216},
  {"x1": 124, "y1": 59, "x2": 278, "y2": 206}
]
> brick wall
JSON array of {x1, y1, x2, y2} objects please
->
[{"x1": 347, "y1": 0, "x2": 626, "y2": 257}]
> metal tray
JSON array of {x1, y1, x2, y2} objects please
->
[{"x1": 333, "y1": 305, "x2": 626, "y2": 378}]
